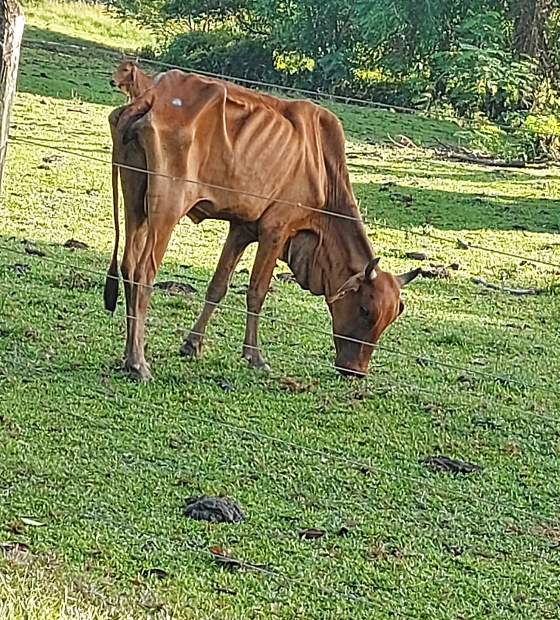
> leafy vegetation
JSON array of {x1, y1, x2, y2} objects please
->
[
  {"x1": 1, "y1": 1, "x2": 560, "y2": 618},
  {"x1": 108, "y1": 0, "x2": 560, "y2": 148}
]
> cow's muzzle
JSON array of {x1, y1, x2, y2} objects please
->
[
  {"x1": 335, "y1": 361, "x2": 367, "y2": 379},
  {"x1": 110, "y1": 79, "x2": 116, "y2": 87}
]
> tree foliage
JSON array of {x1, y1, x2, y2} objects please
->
[{"x1": 107, "y1": 0, "x2": 560, "y2": 124}]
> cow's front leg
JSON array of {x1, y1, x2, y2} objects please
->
[
  {"x1": 242, "y1": 234, "x2": 285, "y2": 371},
  {"x1": 181, "y1": 222, "x2": 253, "y2": 358}
]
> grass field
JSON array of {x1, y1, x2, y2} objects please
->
[{"x1": 1, "y1": 1, "x2": 560, "y2": 618}]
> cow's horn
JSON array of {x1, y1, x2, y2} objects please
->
[
  {"x1": 365, "y1": 257, "x2": 380, "y2": 281},
  {"x1": 397, "y1": 268, "x2": 421, "y2": 287}
]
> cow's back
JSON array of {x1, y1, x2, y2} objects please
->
[{"x1": 117, "y1": 70, "x2": 352, "y2": 221}]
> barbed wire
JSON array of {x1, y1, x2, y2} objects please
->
[
  {"x1": 1, "y1": 245, "x2": 559, "y2": 424},
  {"x1": 2, "y1": 340, "x2": 557, "y2": 578},
  {"x1": 22, "y1": 36, "x2": 560, "y2": 141},
  {"x1": 0, "y1": 347, "x2": 558, "y2": 532},
  {"x1": 4, "y1": 268, "x2": 560, "y2": 441},
  {"x1": 5, "y1": 33, "x2": 560, "y2": 616},
  {"x1": 10, "y1": 134, "x2": 560, "y2": 273},
  {"x1": 0, "y1": 240, "x2": 554, "y2": 397}
]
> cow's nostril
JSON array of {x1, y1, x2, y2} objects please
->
[{"x1": 110, "y1": 79, "x2": 116, "y2": 87}]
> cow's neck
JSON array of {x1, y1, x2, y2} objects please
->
[
  {"x1": 285, "y1": 212, "x2": 374, "y2": 299},
  {"x1": 318, "y1": 214, "x2": 374, "y2": 299}
]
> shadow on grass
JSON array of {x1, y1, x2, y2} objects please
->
[
  {"x1": 18, "y1": 27, "x2": 464, "y2": 151},
  {"x1": 18, "y1": 26, "x2": 132, "y2": 106},
  {"x1": 355, "y1": 181, "x2": 560, "y2": 234},
  {"x1": 14, "y1": 27, "x2": 560, "y2": 236}
]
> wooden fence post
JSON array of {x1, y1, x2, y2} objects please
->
[{"x1": 0, "y1": 0, "x2": 24, "y2": 194}]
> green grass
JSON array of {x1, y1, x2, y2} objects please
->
[{"x1": 1, "y1": 1, "x2": 560, "y2": 618}]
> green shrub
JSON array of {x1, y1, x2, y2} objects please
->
[{"x1": 159, "y1": 30, "x2": 279, "y2": 83}]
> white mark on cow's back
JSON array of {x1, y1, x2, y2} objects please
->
[
  {"x1": 153, "y1": 72, "x2": 164, "y2": 84},
  {"x1": 172, "y1": 98, "x2": 183, "y2": 107}
]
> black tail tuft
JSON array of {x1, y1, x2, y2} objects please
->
[{"x1": 104, "y1": 267, "x2": 119, "y2": 312}]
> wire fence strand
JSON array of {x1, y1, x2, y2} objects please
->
[
  {"x1": 0, "y1": 351, "x2": 558, "y2": 530},
  {"x1": 3, "y1": 32, "x2": 560, "y2": 618},
  {"x1": 10, "y1": 134, "x2": 560, "y2": 273},
  {"x1": 22, "y1": 36, "x2": 560, "y2": 141},
  {"x1": 1, "y1": 240, "x2": 557, "y2": 399},
  {"x1": 2, "y1": 243, "x2": 560, "y2": 433}
]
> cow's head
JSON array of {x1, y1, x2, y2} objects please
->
[
  {"x1": 110, "y1": 61, "x2": 138, "y2": 97},
  {"x1": 327, "y1": 258, "x2": 420, "y2": 377}
]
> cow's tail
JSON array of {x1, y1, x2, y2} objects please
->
[
  {"x1": 104, "y1": 153, "x2": 120, "y2": 312},
  {"x1": 103, "y1": 92, "x2": 155, "y2": 312}
]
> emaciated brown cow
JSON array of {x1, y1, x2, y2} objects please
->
[
  {"x1": 110, "y1": 60, "x2": 154, "y2": 101},
  {"x1": 105, "y1": 70, "x2": 420, "y2": 381}
]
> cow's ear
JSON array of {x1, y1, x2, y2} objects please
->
[{"x1": 327, "y1": 273, "x2": 363, "y2": 304}]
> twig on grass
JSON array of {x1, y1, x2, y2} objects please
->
[{"x1": 472, "y1": 277, "x2": 547, "y2": 296}]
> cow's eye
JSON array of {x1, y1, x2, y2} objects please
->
[{"x1": 359, "y1": 306, "x2": 369, "y2": 320}]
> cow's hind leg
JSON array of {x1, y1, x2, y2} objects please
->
[
  {"x1": 125, "y1": 211, "x2": 181, "y2": 381},
  {"x1": 181, "y1": 222, "x2": 254, "y2": 357},
  {"x1": 121, "y1": 221, "x2": 147, "y2": 363},
  {"x1": 243, "y1": 229, "x2": 287, "y2": 370},
  {"x1": 114, "y1": 148, "x2": 148, "y2": 369}
]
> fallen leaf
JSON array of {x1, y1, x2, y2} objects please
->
[
  {"x1": 24, "y1": 247, "x2": 45, "y2": 257},
  {"x1": 299, "y1": 528, "x2": 325, "y2": 540},
  {"x1": 443, "y1": 542, "x2": 463, "y2": 556},
  {"x1": 215, "y1": 586, "x2": 237, "y2": 595},
  {"x1": 63, "y1": 239, "x2": 89, "y2": 250},
  {"x1": 43, "y1": 155, "x2": 64, "y2": 165},
  {"x1": 406, "y1": 251, "x2": 428, "y2": 261},
  {"x1": 9, "y1": 263, "x2": 30, "y2": 276},
  {"x1": 337, "y1": 520, "x2": 358, "y2": 536},
  {"x1": 153, "y1": 280, "x2": 196, "y2": 295},
  {"x1": 20, "y1": 517, "x2": 45, "y2": 527},
  {"x1": 420, "y1": 264, "x2": 449, "y2": 279},
  {"x1": 275, "y1": 272, "x2": 296, "y2": 283},
  {"x1": 280, "y1": 378, "x2": 318, "y2": 393},
  {"x1": 420, "y1": 455, "x2": 482, "y2": 474},
  {"x1": 209, "y1": 546, "x2": 231, "y2": 558},
  {"x1": 141, "y1": 568, "x2": 168, "y2": 580},
  {"x1": 1, "y1": 541, "x2": 30, "y2": 555},
  {"x1": 209, "y1": 546, "x2": 243, "y2": 569}
]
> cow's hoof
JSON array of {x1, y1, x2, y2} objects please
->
[
  {"x1": 243, "y1": 350, "x2": 271, "y2": 372},
  {"x1": 125, "y1": 361, "x2": 153, "y2": 382},
  {"x1": 180, "y1": 336, "x2": 203, "y2": 358}
]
